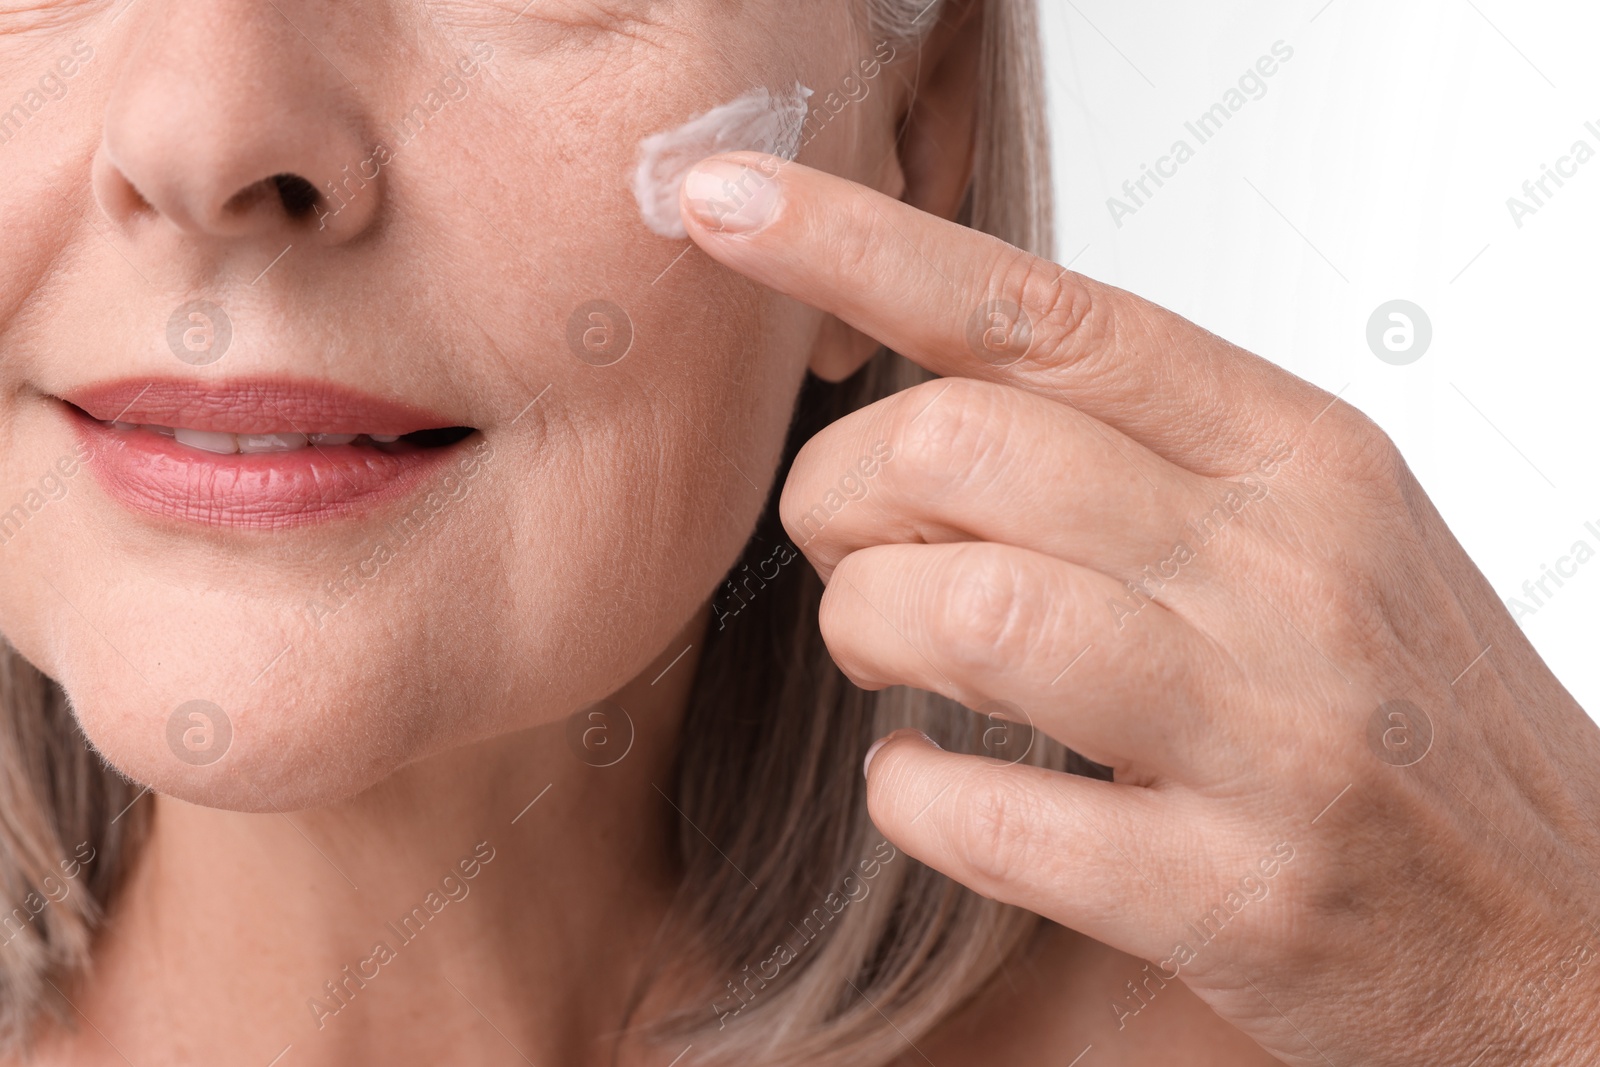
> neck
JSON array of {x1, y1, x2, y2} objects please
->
[{"x1": 43, "y1": 611, "x2": 711, "y2": 1067}]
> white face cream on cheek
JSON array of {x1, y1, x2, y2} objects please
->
[{"x1": 632, "y1": 82, "x2": 814, "y2": 238}]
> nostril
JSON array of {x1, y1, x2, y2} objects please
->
[
  {"x1": 216, "y1": 174, "x2": 321, "y2": 223},
  {"x1": 272, "y1": 174, "x2": 320, "y2": 218}
]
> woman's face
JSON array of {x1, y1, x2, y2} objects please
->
[{"x1": 0, "y1": 0, "x2": 896, "y2": 809}]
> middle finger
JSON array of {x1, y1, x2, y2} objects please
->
[
  {"x1": 822, "y1": 539, "x2": 1215, "y2": 774},
  {"x1": 780, "y1": 376, "x2": 1214, "y2": 584}
]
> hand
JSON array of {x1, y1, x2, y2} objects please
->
[{"x1": 679, "y1": 150, "x2": 1600, "y2": 1066}]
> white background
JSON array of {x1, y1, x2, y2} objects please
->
[{"x1": 1040, "y1": 0, "x2": 1600, "y2": 719}]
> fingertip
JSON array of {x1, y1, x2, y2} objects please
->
[
  {"x1": 863, "y1": 736, "x2": 889, "y2": 777},
  {"x1": 863, "y1": 728, "x2": 941, "y2": 778},
  {"x1": 679, "y1": 152, "x2": 791, "y2": 237}
]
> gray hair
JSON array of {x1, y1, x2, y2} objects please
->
[
  {"x1": 629, "y1": 0, "x2": 1071, "y2": 1064},
  {"x1": 0, "y1": 0, "x2": 1064, "y2": 1062}
]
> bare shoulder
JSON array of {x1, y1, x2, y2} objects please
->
[{"x1": 900, "y1": 922, "x2": 1284, "y2": 1067}]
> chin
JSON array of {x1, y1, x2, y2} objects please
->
[
  {"x1": 31, "y1": 520, "x2": 731, "y2": 813},
  {"x1": 53, "y1": 630, "x2": 438, "y2": 812},
  {"x1": 0, "y1": 304, "x2": 796, "y2": 812}
]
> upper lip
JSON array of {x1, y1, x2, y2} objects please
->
[{"x1": 61, "y1": 377, "x2": 466, "y2": 436}]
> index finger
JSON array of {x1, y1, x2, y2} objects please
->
[{"x1": 679, "y1": 150, "x2": 1330, "y2": 475}]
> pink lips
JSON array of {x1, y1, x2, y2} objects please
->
[{"x1": 63, "y1": 378, "x2": 474, "y2": 529}]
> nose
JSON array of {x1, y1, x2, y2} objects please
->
[{"x1": 92, "y1": 2, "x2": 382, "y2": 244}]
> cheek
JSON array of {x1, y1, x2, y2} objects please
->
[
  {"x1": 0, "y1": 17, "x2": 856, "y2": 811},
  {"x1": 397, "y1": 46, "x2": 833, "y2": 675}
]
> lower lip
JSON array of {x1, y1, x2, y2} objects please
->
[{"x1": 70, "y1": 410, "x2": 469, "y2": 530}]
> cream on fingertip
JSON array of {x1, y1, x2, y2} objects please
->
[
  {"x1": 682, "y1": 159, "x2": 780, "y2": 233},
  {"x1": 632, "y1": 82, "x2": 811, "y2": 239}
]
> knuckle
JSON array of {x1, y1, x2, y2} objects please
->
[
  {"x1": 778, "y1": 450, "x2": 831, "y2": 548},
  {"x1": 954, "y1": 770, "x2": 1040, "y2": 889},
  {"x1": 890, "y1": 378, "x2": 1008, "y2": 495},
  {"x1": 1299, "y1": 404, "x2": 1424, "y2": 549},
  {"x1": 991, "y1": 252, "x2": 1103, "y2": 371},
  {"x1": 815, "y1": 561, "x2": 849, "y2": 642},
  {"x1": 835, "y1": 198, "x2": 897, "y2": 282},
  {"x1": 819, "y1": 548, "x2": 870, "y2": 627},
  {"x1": 1304, "y1": 403, "x2": 1409, "y2": 497},
  {"x1": 816, "y1": 555, "x2": 880, "y2": 681},
  {"x1": 1300, "y1": 558, "x2": 1398, "y2": 669},
  {"x1": 777, "y1": 451, "x2": 808, "y2": 529},
  {"x1": 777, "y1": 427, "x2": 869, "y2": 555},
  {"x1": 928, "y1": 545, "x2": 1042, "y2": 676}
]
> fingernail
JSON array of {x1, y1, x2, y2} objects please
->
[
  {"x1": 863, "y1": 737, "x2": 888, "y2": 777},
  {"x1": 682, "y1": 158, "x2": 780, "y2": 234},
  {"x1": 863, "y1": 729, "x2": 940, "y2": 778}
]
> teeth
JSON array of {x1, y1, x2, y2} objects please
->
[
  {"x1": 100, "y1": 421, "x2": 411, "y2": 455},
  {"x1": 238, "y1": 432, "x2": 310, "y2": 454},
  {"x1": 174, "y1": 428, "x2": 240, "y2": 455}
]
